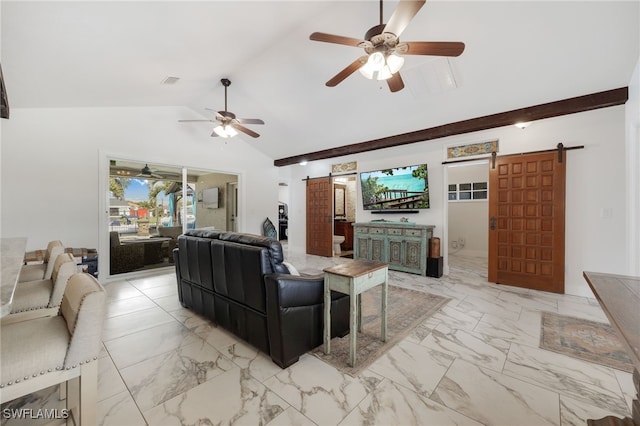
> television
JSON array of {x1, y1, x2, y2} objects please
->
[
  {"x1": 360, "y1": 164, "x2": 430, "y2": 211},
  {"x1": 202, "y1": 187, "x2": 219, "y2": 209}
]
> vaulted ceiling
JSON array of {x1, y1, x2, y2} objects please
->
[{"x1": 2, "y1": 1, "x2": 638, "y2": 162}]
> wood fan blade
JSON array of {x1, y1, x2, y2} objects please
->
[
  {"x1": 401, "y1": 41, "x2": 465, "y2": 57},
  {"x1": 326, "y1": 56, "x2": 368, "y2": 87},
  {"x1": 237, "y1": 118, "x2": 264, "y2": 125},
  {"x1": 232, "y1": 123, "x2": 260, "y2": 138},
  {"x1": 387, "y1": 72, "x2": 405, "y2": 93},
  {"x1": 310, "y1": 32, "x2": 364, "y2": 47},
  {"x1": 383, "y1": 0, "x2": 426, "y2": 38}
]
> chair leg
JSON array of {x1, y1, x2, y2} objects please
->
[{"x1": 66, "y1": 362, "x2": 98, "y2": 425}]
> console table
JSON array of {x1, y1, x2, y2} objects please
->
[
  {"x1": 323, "y1": 260, "x2": 388, "y2": 367},
  {"x1": 353, "y1": 221, "x2": 434, "y2": 276},
  {"x1": 583, "y1": 271, "x2": 639, "y2": 426}
]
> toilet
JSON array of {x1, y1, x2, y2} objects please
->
[{"x1": 333, "y1": 235, "x2": 345, "y2": 255}]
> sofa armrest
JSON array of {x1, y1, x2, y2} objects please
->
[
  {"x1": 264, "y1": 273, "x2": 350, "y2": 368},
  {"x1": 265, "y1": 273, "x2": 324, "y2": 307}
]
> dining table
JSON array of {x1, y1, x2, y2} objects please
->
[{"x1": 1, "y1": 237, "x2": 27, "y2": 317}]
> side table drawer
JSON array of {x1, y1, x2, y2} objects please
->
[{"x1": 353, "y1": 267, "x2": 388, "y2": 293}]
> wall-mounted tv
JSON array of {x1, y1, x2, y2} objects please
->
[{"x1": 360, "y1": 164, "x2": 430, "y2": 211}]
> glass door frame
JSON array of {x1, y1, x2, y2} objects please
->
[{"x1": 99, "y1": 152, "x2": 242, "y2": 280}]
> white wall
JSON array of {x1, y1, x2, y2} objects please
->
[
  {"x1": 282, "y1": 106, "x2": 628, "y2": 297},
  {"x1": 1, "y1": 106, "x2": 279, "y2": 276},
  {"x1": 626, "y1": 58, "x2": 640, "y2": 275}
]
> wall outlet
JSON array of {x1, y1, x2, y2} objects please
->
[{"x1": 451, "y1": 241, "x2": 458, "y2": 249}]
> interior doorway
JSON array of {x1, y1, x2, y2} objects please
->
[
  {"x1": 446, "y1": 161, "x2": 489, "y2": 271},
  {"x1": 304, "y1": 175, "x2": 358, "y2": 258}
]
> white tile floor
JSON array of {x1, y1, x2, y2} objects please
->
[{"x1": 1, "y1": 251, "x2": 634, "y2": 425}]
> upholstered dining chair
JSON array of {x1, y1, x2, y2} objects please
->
[
  {"x1": 4, "y1": 253, "x2": 77, "y2": 324},
  {"x1": 18, "y1": 240, "x2": 64, "y2": 282},
  {"x1": 1, "y1": 273, "x2": 106, "y2": 425}
]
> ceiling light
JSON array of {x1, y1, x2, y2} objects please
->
[
  {"x1": 213, "y1": 124, "x2": 238, "y2": 138},
  {"x1": 359, "y1": 53, "x2": 404, "y2": 81},
  {"x1": 514, "y1": 122, "x2": 530, "y2": 130},
  {"x1": 299, "y1": 160, "x2": 308, "y2": 166}
]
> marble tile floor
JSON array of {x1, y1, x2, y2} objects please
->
[{"x1": 1, "y1": 252, "x2": 634, "y2": 425}]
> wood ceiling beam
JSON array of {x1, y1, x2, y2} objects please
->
[{"x1": 273, "y1": 87, "x2": 628, "y2": 167}]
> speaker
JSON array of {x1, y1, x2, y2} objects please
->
[{"x1": 427, "y1": 257, "x2": 443, "y2": 278}]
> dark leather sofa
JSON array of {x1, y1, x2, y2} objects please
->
[{"x1": 173, "y1": 229, "x2": 350, "y2": 368}]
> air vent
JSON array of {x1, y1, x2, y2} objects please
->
[
  {"x1": 161, "y1": 76, "x2": 180, "y2": 85},
  {"x1": 403, "y1": 58, "x2": 459, "y2": 99}
]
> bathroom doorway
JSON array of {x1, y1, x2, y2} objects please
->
[{"x1": 332, "y1": 175, "x2": 357, "y2": 257}]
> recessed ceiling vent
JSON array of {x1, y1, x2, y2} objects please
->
[{"x1": 161, "y1": 76, "x2": 180, "y2": 85}]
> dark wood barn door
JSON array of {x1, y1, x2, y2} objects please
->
[
  {"x1": 488, "y1": 151, "x2": 566, "y2": 293},
  {"x1": 306, "y1": 177, "x2": 333, "y2": 257}
]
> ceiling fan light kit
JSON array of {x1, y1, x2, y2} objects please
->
[
  {"x1": 310, "y1": 0, "x2": 465, "y2": 92},
  {"x1": 213, "y1": 124, "x2": 238, "y2": 138},
  {"x1": 359, "y1": 51, "x2": 404, "y2": 80}
]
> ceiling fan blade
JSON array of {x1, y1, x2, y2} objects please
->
[
  {"x1": 326, "y1": 56, "x2": 368, "y2": 87},
  {"x1": 310, "y1": 32, "x2": 364, "y2": 47},
  {"x1": 387, "y1": 72, "x2": 405, "y2": 93},
  {"x1": 400, "y1": 41, "x2": 465, "y2": 57},
  {"x1": 383, "y1": 0, "x2": 426, "y2": 38},
  {"x1": 237, "y1": 118, "x2": 264, "y2": 125},
  {"x1": 178, "y1": 119, "x2": 214, "y2": 122},
  {"x1": 232, "y1": 123, "x2": 260, "y2": 138}
]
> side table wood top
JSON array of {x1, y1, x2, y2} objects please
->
[{"x1": 323, "y1": 260, "x2": 388, "y2": 278}]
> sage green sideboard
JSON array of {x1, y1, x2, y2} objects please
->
[{"x1": 353, "y1": 222, "x2": 435, "y2": 276}]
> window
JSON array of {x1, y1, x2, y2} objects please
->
[{"x1": 448, "y1": 182, "x2": 488, "y2": 201}]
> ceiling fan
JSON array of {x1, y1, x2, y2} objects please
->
[
  {"x1": 310, "y1": 0, "x2": 465, "y2": 92},
  {"x1": 137, "y1": 164, "x2": 164, "y2": 179},
  {"x1": 179, "y1": 78, "x2": 264, "y2": 138}
]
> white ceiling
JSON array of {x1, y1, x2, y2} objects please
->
[{"x1": 2, "y1": 1, "x2": 638, "y2": 162}]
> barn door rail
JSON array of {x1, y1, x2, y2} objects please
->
[
  {"x1": 489, "y1": 143, "x2": 584, "y2": 168},
  {"x1": 302, "y1": 172, "x2": 357, "y2": 181}
]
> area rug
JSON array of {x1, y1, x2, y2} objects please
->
[
  {"x1": 313, "y1": 285, "x2": 449, "y2": 376},
  {"x1": 540, "y1": 311, "x2": 634, "y2": 373}
]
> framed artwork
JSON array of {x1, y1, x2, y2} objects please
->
[
  {"x1": 447, "y1": 139, "x2": 498, "y2": 159},
  {"x1": 332, "y1": 161, "x2": 357, "y2": 173}
]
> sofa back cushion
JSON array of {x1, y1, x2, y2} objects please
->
[
  {"x1": 211, "y1": 240, "x2": 271, "y2": 314},
  {"x1": 218, "y1": 232, "x2": 289, "y2": 274},
  {"x1": 177, "y1": 235, "x2": 217, "y2": 291}
]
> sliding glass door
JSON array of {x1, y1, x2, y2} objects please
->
[{"x1": 107, "y1": 159, "x2": 238, "y2": 276}]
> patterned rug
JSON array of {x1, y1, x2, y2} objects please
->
[
  {"x1": 313, "y1": 285, "x2": 449, "y2": 376},
  {"x1": 540, "y1": 311, "x2": 634, "y2": 373}
]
